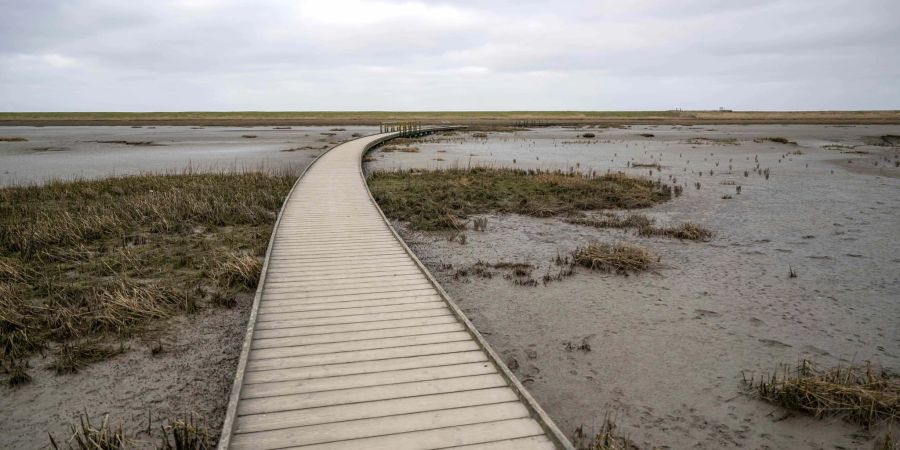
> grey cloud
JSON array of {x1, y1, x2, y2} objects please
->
[{"x1": 0, "y1": 0, "x2": 897, "y2": 111}]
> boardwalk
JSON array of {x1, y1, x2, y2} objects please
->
[{"x1": 219, "y1": 130, "x2": 572, "y2": 450}]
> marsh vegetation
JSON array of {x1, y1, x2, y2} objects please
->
[
  {"x1": 368, "y1": 167, "x2": 674, "y2": 231},
  {"x1": 0, "y1": 170, "x2": 294, "y2": 384},
  {"x1": 743, "y1": 360, "x2": 899, "y2": 428}
]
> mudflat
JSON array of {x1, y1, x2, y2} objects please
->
[
  {"x1": 366, "y1": 124, "x2": 900, "y2": 448},
  {"x1": 0, "y1": 125, "x2": 375, "y2": 186}
]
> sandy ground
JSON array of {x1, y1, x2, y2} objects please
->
[
  {"x1": 0, "y1": 296, "x2": 252, "y2": 449},
  {"x1": 0, "y1": 125, "x2": 375, "y2": 186},
  {"x1": 369, "y1": 125, "x2": 900, "y2": 449}
]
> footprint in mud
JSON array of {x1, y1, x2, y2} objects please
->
[
  {"x1": 759, "y1": 338, "x2": 792, "y2": 348},
  {"x1": 30, "y1": 146, "x2": 70, "y2": 152},
  {"x1": 563, "y1": 335, "x2": 594, "y2": 352},
  {"x1": 694, "y1": 309, "x2": 720, "y2": 319},
  {"x1": 749, "y1": 317, "x2": 765, "y2": 326},
  {"x1": 800, "y1": 344, "x2": 830, "y2": 356},
  {"x1": 525, "y1": 349, "x2": 538, "y2": 360}
]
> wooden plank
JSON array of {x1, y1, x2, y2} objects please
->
[
  {"x1": 268, "y1": 242, "x2": 401, "y2": 253},
  {"x1": 260, "y1": 283, "x2": 436, "y2": 301},
  {"x1": 255, "y1": 301, "x2": 444, "y2": 322},
  {"x1": 242, "y1": 351, "x2": 489, "y2": 385},
  {"x1": 253, "y1": 308, "x2": 451, "y2": 331},
  {"x1": 264, "y1": 262, "x2": 420, "y2": 279},
  {"x1": 445, "y1": 435, "x2": 557, "y2": 450},
  {"x1": 229, "y1": 402, "x2": 530, "y2": 449},
  {"x1": 256, "y1": 295, "x2": 444, "y2": 315},
  {"x1": 258, "y1": 289, "x2": 438, "y2": 307},
  {"x1": 248, "y1": 331, "x2": 472, "y2": 360},
  {"x1": 262, "y1": 276, "x2": 428, "y2": 294},
  {"x1": 251, "y1": 323, "x2": 463, "y2": 349},
  {"x1": 246, "y1": 341, "x2": 480, "y2": 372},
  {"x1": 240, "y1": 362, "x2": 497, "y2": 399},
  {"x1": 267, "y1": 250, "x2": 409, "y2": 262},
  {"x1": 237, "y1": 373, "x2": 506, "y2": 415},
  {"x1": 250, "y1": 315, "x2": 459, "y2": 340},
  {"x1": 264, "y1": 256, "x2": 414, "y2": 271},
  {"x1": 264, "y1": 272, "x2": 425, "y2": 287},
  {"x1": 263, "y1": 273, "x2": 426, "y2": 289},
  {"x1": 235, "y1": 387, "x2": 518, "y2": 434},
  {"x1": 277, "y1": 419, "x2": 548, "y2": 450}
]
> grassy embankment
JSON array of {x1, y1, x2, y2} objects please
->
[{"x1": 0, "y1": 170, "x2": 295, "y2": 384}]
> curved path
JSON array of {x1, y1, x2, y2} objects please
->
[{"x1": 220, "y1": 130, "x2": 573, "y2": 450}]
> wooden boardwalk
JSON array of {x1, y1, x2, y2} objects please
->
[{"x1": 219, "y1": 129, "x2": 572, "y2": 450}]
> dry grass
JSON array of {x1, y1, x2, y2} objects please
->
[
  {"x1": 630, "y1": 162, "x2": 661, "y2": 170},
  {"x1": 566, "y1": 213, "x2": 653, "y2": 231},
  {"x1": 877, "y1": 428, "x2": 898, "y2": 450},
  {"x1": 0, "y1": 136, "x2": 28, "y2": 142},
  {"x1": 214, "y1": 252, "x2": 263, "y2": 290},
  {"x1": 743, "y1": 360, "x2": 899, "y2": 428},
  {"x1": 0, "y1": 170, "x2": 294, "y2": 377},
  {"x1": 369, "y1": 167, "x2": 673, "y2": 231},
  {"x1": 7, "y1": 360, "x2": 31, "y2": 387},
  {"x1": 567, "y1": 214, "x2": 712, "y2": 241},
  {"x1": 380, "y1": 145, "x2": 419, "y2": 153},
  {"x1": 49, "y1": 414, "x2": 130, "y2": 450},
  {"x1": 573, "y1": 242, "x2": 655, "y2": 275},
  {"x1": 49, "y1": 412, "x2": 213, "y2": 449},
  {"x1": 159, "y1": 414, "x2": 213, "y2": 450},
  {"x1": 638, "y1": 222, "x2": 713, "y2": 241},
  {"x1": 50, "y1": 341, "x2": 125, "y2": 374},
  {"x1": 571, "y1": 415, "x2": 636, "y2": 450},
  {"x1": 755, "y1": 137, "x2": 797, "y2": 145}
]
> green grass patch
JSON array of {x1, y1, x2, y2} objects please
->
[
  {"x1": 0, "y1": 170, "x2": 295, "y2": 378},
  {"x1": 368, "y1": 168, "x2": 673, "y2": 231}
]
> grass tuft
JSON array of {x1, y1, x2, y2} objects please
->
[
  {"x1": 571, "y1": 415, "x2": 636, "y2": 450},
  {"x1": 159, "y1": 414, "x2": 213, "y2": 450},
  {"x1": 50, "y1": 413, "x2": 130, "y2": 450},
  {"x1": 214, "y1": 253, "x2": 263, "y2": 290},
  {"x1": 50, "y1": 341, "x2": 125, "y2": 374},
  {"x1": 743, "y1": 360, "x2": 899, "y2": 428},
  {"x1": 7, "y1": 359, "x2": 32, "y2": 387},
  {"x1": 567, "y1": 214, "x2": 712, "y2": 241},
  {"x1": 573, "y1": 242, "x2": 655, "y2": 275},
  {"x1": 638, "y1": 222, "x2": 713, "y2": 241},
  {"x1": 0, "y1": 136, "x2": 28, "y2": 142}
]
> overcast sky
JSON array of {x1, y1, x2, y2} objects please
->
[{"x1": 1, "y1": 0, "x2": 898, "y2": 111}]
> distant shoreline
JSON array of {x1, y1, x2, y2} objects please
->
[{"x1": 1, "y1": 110, "x2": 899, "y2": 126}]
